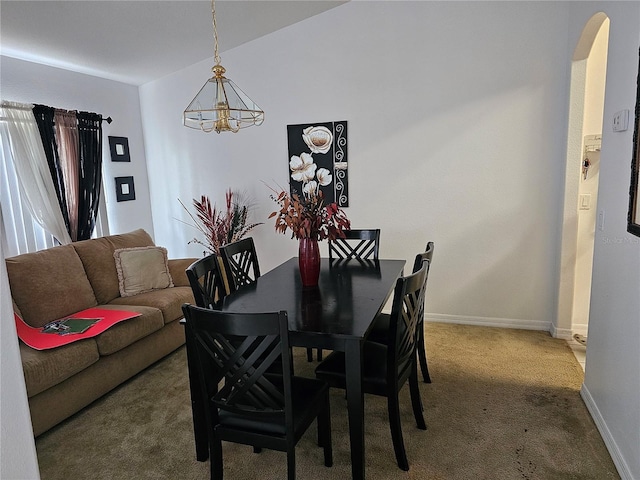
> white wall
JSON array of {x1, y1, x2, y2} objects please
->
[
  {"x1": 2, "y1": 2, "x2": 638, "y2": 478},
  {"x1": 0, "y1": 245, "x2": 40, "y2": 479},
  {"x1": 567, "y1": 3, "x2": 640, "y2": 479},
  {"x1": 141, "y1": 1, "x2": 572, "y2": 331},
  {"x1": 0, "y1": 56, "x2": 154, "y2": 237}
]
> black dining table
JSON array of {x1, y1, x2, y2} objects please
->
[{"x1": 217, "y1": 256, "x2": 406, "y2": 480}]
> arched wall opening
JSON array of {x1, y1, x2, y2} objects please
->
[{"x1": 555, "y1": 13, "x2": 609, "y2": 345}]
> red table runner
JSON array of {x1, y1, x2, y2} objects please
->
[{"x1": 15, "y1": 308, "x2": 141, "y2": 350}]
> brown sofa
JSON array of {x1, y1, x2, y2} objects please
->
[{"x1": 6, "y1": 229, "x2": 196, "y2": 436}]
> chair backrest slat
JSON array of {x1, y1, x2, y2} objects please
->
[
  {"x1": 412, "y1": 241, "x2": 434, "y2": 273},
  {"x1": 410, "y1": 242, "x2": 434, "y2": 325},
  {"x1": 387, "y1": 259, "x2": 430, "y2": 385},
  {"x1": 186, "y1": 254, "x2": 226, "y2": 308},
  {"x1": 329, "y1": 229, "x2": 380, "y2": 261},
  {"x1": 220, "y1": 238, "x2": 261, "y2": 293},
  {"x1": 182, "y1": 305, "x2": 291, "y2": 419}
]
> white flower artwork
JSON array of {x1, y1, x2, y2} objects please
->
[
  {"x1": 287, "y1": 121, "x2": 349, "y2": 207},
  {"x1": 316, "y1": 168, "x2": 332, "y2": 186},
  {"x1": 302, "y1": 126, "x2": 333, "y2": 154},
  {"x1": 289, "y1": 152, "x2": 317, "y2": 183}
]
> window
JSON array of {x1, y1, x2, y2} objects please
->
[{"x1": 0, "y1": 133, "x2": 109, "y2": 257}]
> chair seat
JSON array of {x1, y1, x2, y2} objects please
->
[
  {"x1": 315, "y1": 342, "x2": 411, "y2": 397},
  {"x1": 366, "y1": 312, "x2": 391, "y2": 344},
  {"x1": 218, "y1": 376, "x2": 329, "y2": 437}
]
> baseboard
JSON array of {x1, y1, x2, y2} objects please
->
[
  {"x1": 580, "y1": 384, "x2": 634, "y2": 480},
  {"x1": 424, "y1": 313, "x2": 551, "y2": 331},
  {"x1": 551, "y1": 325, "x2": 574, "y2": 340},
  {"x1": 571, "y1": 322, "x2": 589, "y2": 337},
  {"x1": 551, "y1": 324, "x2": 589, "y2": 340}
]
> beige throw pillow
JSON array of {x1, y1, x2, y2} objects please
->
[{"x1": 114, "y1": 246, "x2": 174, "y2": 297}]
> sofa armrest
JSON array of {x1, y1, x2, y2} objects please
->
[{"x1": 169, "y1": 258, "x2": 198, "y2": 287}]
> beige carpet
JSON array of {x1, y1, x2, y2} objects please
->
[{"x1": 36, "y1": 323, "x2": 619, "y2": 480}]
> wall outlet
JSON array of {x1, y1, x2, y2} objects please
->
[{"x1": 613, "y1": 110, "x2": 629, "y2": 132}]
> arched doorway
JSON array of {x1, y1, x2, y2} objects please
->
[{"x1": 555, "y1": 13, "x2": 610, "y2": 367}]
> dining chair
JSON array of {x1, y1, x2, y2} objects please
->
[
  {"x1": 368, "y1": 242, "x2": 435, "y2": 383},
  {"x1": 182, "y1": 304, "x2": 333, "y2": 480},
  {"x1": 307, "y1": 229, "x2": 382, "y2": 362},
  {"x1": 328, "y1": 228, "x2": 381, "y2": 262},
  {"x1": 315, "y1": 260, "x2": 430, "y2": 471},
  {"x1": 185, "y1": 252, "x2": 285, "y2": 373},
  {"x1": 184, "y1": 254, "x2": 230, "y2": 461},
  {"x1": 219, "y1": 237, "x2": 261, "y2": 293},
  {"x1": 185, "y1": 254, "x2": 227, "y2": 309}
]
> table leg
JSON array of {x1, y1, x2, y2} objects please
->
[{"x1": 345, "y1": 339, "x2": 365, "y2": 480}]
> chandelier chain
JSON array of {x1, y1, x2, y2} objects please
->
[{"x1": 211, "y1": 0, "x2": 221, "y2": 65}]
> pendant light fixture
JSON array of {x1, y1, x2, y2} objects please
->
[{"x1": 183, "y1": 0, "x2": 264, "y2": 133}]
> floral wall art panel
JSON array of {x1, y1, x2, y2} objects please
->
[{"x1": 287, "y1": 121, "x2": 349, "y2": 207}]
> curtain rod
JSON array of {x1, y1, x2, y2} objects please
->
[
  {"x1": 2, "y1": 101, "x2": 113, "y2": 124},
  {"x1": 1, "y1": 115, "x2": 112, "y2": 123}
]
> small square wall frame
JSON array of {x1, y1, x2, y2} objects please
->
[
  {"x1": 115, "y1": 176, "x2": 135, "y2": 202},
  {"x1": 109, "y1": 136, "x2": 130, "y2": 162}
]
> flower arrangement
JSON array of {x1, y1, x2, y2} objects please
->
[
  {"x1": 269, "y1": 187, "x2": 350, "y2": 241},
  {"x1": 179, "y1": 189, "x2": 262, "y2": 255}
]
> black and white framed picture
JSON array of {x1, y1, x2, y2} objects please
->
[
  {"x1": 115, "y1": 176, "x2": 135, "y2": 202},
  {"x1": 286, "y1": 121, "x2": 348, "y2": 207},
  {"x1": 108, "y1": 136, "x2": 130, "y2": 162}
]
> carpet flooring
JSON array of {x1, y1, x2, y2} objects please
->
[{"x1": 36, "y1": 323, "x2": 619, "y2": 480}]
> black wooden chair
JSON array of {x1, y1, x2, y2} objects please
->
[
  {"x1": 328, "y1": 228, "x2": 381, "y2": 262},
  {"x1": 219, "y1": 237, "x2": 261, "y2": 293},
  {"x1": 307, "y1": 229, "x2": 382, "y2": 362},
  {"x1": 182, "y1": 304, "x2": 333, "y2": 480},
  {"x1": 315, "y1": 260, "x2": 429, "y2": 472},
  {"x1": 184, "y1": 254, "x2": 230, "y2": 461},
  {"x1": 368, "y1": 242, "x2": 434, "y2": 383},
  {"x1": 185, "y1": 250, "x2": 284, "y2": 376},
  {"x1": 186, "y1": 254, "x2": 227, "y2": 309}
]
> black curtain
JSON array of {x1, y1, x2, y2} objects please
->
[
  {"x1": 32, "y1": 104, "x2": 70, "y2": 233},
  {"x1": 76, "y1": 111, "x2": 103, "y2": 241}
]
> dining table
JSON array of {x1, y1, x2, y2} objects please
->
[{"x1": 188, "y1": 256, "x2": 405, "y2": 480}]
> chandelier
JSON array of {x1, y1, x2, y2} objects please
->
[{"x1": 183, "y1": 0, "x2": 264, "y2": 133}]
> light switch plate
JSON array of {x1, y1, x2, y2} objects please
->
[
  {"x1": 579, "y1": 193, "x2": 591, "y2": 210},
  {"x1": 613, "y1": 110, "x2": 629, "y2": 132}
]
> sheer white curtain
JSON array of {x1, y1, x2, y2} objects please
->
[{"x1": 0, "y1": 101, "x2": 71, "y2": 253}]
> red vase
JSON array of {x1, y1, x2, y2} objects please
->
[{"x1": 298, "y1": 237, "x2": 320, "y2": 287}]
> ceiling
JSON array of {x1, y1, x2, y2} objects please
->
[{"x1": 0, "y1": 0, "x2": 347, "y2": 86}]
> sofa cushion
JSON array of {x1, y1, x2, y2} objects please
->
[
  {"x1": 114, "y1": 246, "x2": 174, "y2": 297},
  {"x1": 73, "y1": 229, "x2": 155, "y2": 304},
  {"x1": 108, "y1": 286, "x2": 195, "y2": 324},
  {"x1": 20, "y1": 339, "x2": 100, "y2": 397},
  {"x1": 6, "y1": 244, "x2": 97, "y2": 328},
  {"x1": 91, "y1": 305, "x2": 165, "y2": 356},
  {"x1": 168, "y1": 258, "x2": 198, "y2": 287}
]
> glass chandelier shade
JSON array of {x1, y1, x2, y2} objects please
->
[
  {"x1": 183, "y1": 0, "x2": 264, "y2": 134},
  {"x1": 183, "y1": 64, "x2": 264, "y2": 133}
]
